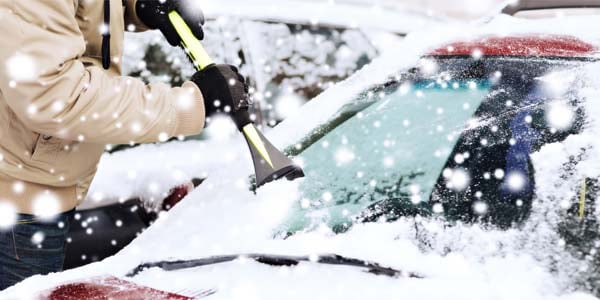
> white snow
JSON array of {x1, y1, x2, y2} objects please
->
[
  {"x1": 4, "y1": 13, "x2": 600, "y2": 300},
  {"x1": 0, "y1": 202, "x2": 17, "y2": 230},
  {"x1": 198, "y1": 0, "x2": 446, "y2": 33}
]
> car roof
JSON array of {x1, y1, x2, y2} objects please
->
[{"x1": 426, "y1": 35, "x2": 599, "y2": 59}]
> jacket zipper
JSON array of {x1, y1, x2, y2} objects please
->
[{"x1": 102, "y1": 0, "x2": 111, "y2": 70}]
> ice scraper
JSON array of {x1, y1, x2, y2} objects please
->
[{"x1": 167, "y1": 11, "x2": 305, "y2": 188}]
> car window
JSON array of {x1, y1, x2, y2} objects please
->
[
  {"x1": 429, "y1": 72, "x2": 584, "y2": 228},
  {"x1": 277, "y1": 57, "x2": 586, "y2": 235},
  {"x1": 279, "y1": 78, "x2": 492, "y2": 233}
]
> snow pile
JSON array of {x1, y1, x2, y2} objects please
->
[
  {"x1": 527, "y1": 62, "x2": 600, "y2": 294},
  {"x1": 81, "y1": 138, "x2": 250, "y2": 210},
  {"x1": 5, "y1": 14, "x2": 600, "y2": 300}
]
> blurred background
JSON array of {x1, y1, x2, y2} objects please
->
[{"x1": 122, "y1": 1, "x2": 510, "y2": 131}]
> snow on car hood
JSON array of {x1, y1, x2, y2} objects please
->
[{"x1": 5, "y1": 14, "x2": 600, "y2": 300}]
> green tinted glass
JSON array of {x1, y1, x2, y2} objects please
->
[{"x1": 279, "y1": 79, "x2": 491, "y2": 233}]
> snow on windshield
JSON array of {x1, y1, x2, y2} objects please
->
[
  {"x1": 280, "y1": 79, "x2": 491, "y2": 233},
  {"x1": 5, "y1": 14, "x2": 600, "y2": 300}
]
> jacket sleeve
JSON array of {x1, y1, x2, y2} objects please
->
[
  {"x1": 124, "y1": 0, "x2": 150, "y2": 32},
  {"x1": 0, "y1": 1, "x2": 204, "y2": 145}
]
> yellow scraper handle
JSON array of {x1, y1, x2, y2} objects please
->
[
  {"x1": 168, "y1": 11, "x2": 214, "y2": 70},
  {"x1": 169, "y1": 10, "x2": 267, "y2": 159},
  {"x1": 167, "y1": 10, "x2": 305, "y2": 187}
]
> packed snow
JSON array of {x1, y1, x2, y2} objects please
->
[{"x1": 4, "y1": 13, "x2": 600, "y2": 300}]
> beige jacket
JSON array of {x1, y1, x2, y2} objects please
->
[{"x1": 0, "y1": 0, "x2": 205, "y2": 214}]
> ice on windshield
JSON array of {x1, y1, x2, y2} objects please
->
[{"x1": 279, "y1": 79, "x2": 491, "y2": 233}]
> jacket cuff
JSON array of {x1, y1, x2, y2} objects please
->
[
  {"x1": 173, "y1": 82, "x2": 205, "y2": 136},
  {"x1": 124, "y1": 0, "x2": 150, "y2": 32}
]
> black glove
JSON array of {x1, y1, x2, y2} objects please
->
[
  {"x1": 136, "y1": 0, "x2": 205, "y2": 46},
  {"x1": 192, "y1": 64, "x2": 252, "y2": 130}
]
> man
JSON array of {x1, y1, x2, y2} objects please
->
[{"x1": 0, "y1": 0, "x2": 247, "y2": 290}]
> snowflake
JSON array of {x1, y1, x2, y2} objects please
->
[
  {"x1": 274, "y1": 92, "x2": 304, "y2": 119},
  {"x1": 334, "y1": 147, "x2": 355, "y2": 165},
  {"x1": 6, "y1": 53, "x2": 37, "y2": 81},
  {"x1": 447, "y1": 168, "x2": 470, "y2": 191},
  {"x1": 546, "y1": 101, "x2": 574, "y2": 131},
  {"x1": 205, "y1": 114, "x2": 237, "y2": 140},
  {"x1": 32, "y1": 191, "x2": 61, "y2": 221},
  {"x1": 0, "y1": 202, "x2": 17, "y2": 229},
  {"x1": 506, "y1": 171, "x2": 527, "y2": 192},
  {"x1": 418, "y1": 58, "x2": 438, "y2": 75},
  {"x1": 383, "y1": 156, "x2": 395, "y2": 168},
  {"x1": 473, "y1": 201, "x2": 488, "y2": 215},
  {"x1": 494, "y1": 169, "x2": 505, "y2": 180},
  {"x1": 321, "y1": 192, "x2": 333, "y2": 202},
  {"x1": 31, "y1": 231, "x2": 45, "y2": 245}
]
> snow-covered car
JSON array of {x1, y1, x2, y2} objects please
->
[{"x1": 4, "y1": 14, "x2": 600, "y2": 300}]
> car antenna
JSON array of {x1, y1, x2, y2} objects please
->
[{"x1": 167, "y1": 11, "x2": 305, "y2": 188}]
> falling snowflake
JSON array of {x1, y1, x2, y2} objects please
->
[
  {"x1": 205, "y1": 114, "x2": 237, "y2": 140},
  {"x1": 506, "y1": 171, "x2": 527, "y2": 192},
  {"x1": 12, "y1": 181, "x2": 25, "y2": 194},
  {"x1": 472, "y1": 48, "x2": 483, "y2": 60},
  {"x1": 334, "y1": 147, "x2": 355, "y2": 165},
  {"x1": 274, "y1": 92, "x2": 305, "y2": 119},
  {"x1": 473, "y1": 201, "x2": 488, "y2": 215},
  {"x1": 175, "y1": 88, "x2": 196, "y2": 110},
  {"x1": 446, "y1": 168, "x2": 470, "y2": 191},
  {"x1": 322, "y1": 192, "x2": 333, "y2": 202},
  {"x1": 546, "y1": 101, "x2": 574, "y2": 131},
  {"x1": 6, "y1": 53, "x2": 38, "y2": 81},
  {"x1": 494, "y1": 169, "x2": 505, "y2": 180},
  {"x1": 32, "y1": 191, "x2": 61, "y2": 221},
  {"x1": 418, "y1": 58, "x2": 438, "y2": 75},
  {"x1": 31, "y1": 231, "x2": 45, "y2": 245},
  {"x1": 383, "y1": 156, "x2": 395, "y2": 168},
  {"x1": 0, "y1": 202, "x2": 17, "y2": 229}
]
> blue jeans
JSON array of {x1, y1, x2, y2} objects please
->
[{"x1": 0, "y1": 210, "x2": 73, "y2": 291}]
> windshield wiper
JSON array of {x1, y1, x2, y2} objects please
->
[{"x1": 126, "y1": 253, "x2": 423, "y2": 279}]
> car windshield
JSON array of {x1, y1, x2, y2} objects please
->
[
  {"x1": 277, "y1": 57, "x2": 584, "y2": 234},
  {"x1": 283, "y1": 78, "x2": 490, "y2": 232}
]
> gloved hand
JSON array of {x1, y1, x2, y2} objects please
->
[
  {"x1": 136, "y1": 0, "x2": 204, "y2": 46},
  {"x1": 191, "y1": 64, "x2": 252, "y2": 130}
]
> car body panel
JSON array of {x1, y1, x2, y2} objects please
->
[{"x1": 427, "y1": 35, "x2": 599, "y2": 58}]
